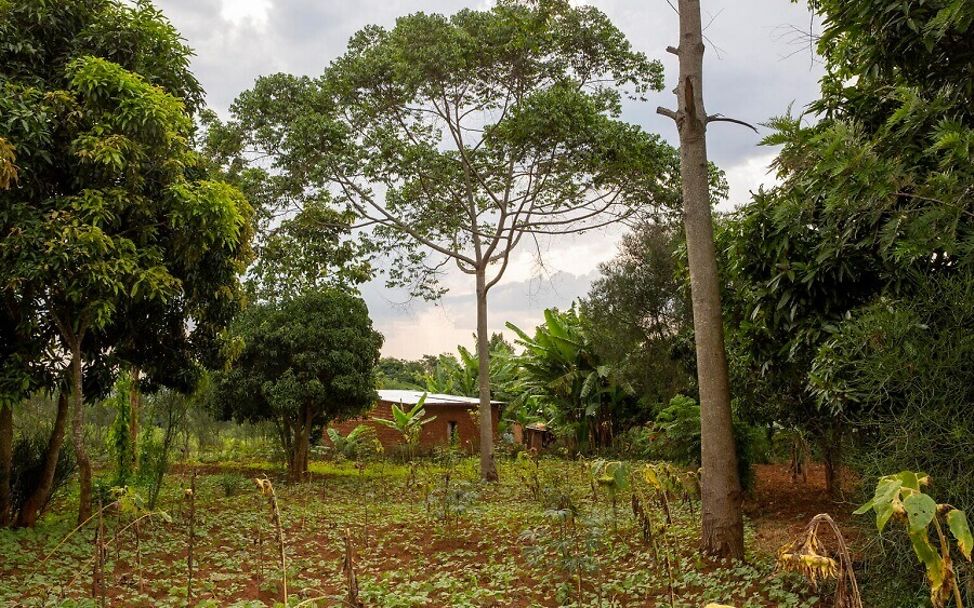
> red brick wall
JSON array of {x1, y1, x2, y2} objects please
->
[{"x1": 327, "y1": 400, "x2": 500, "y2": 453}]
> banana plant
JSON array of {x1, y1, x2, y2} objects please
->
[
  {"x1": 855, "y1": 471, "x2": 973, "y2": 607},
  {"x1": 373, "y1": 393, "x2": 436, "y2": 452},
  {"x1": 507, "y1": 306, "x2": 634, "y2": 449},
  {"x1": 326, "y1": 424, "x2": 375, "y2": 460}
]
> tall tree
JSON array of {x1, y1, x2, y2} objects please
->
[
  {"x1": 656, "y1": 0, "x2": 745, "y2": 558},
  {"x1": 0, "y1": 0, "x2": 253, "y2": 522},
  {"x1": 582, "y1": 220, "x2": 693, "y2": 406},
  {"x1": 214, "y1": 289, "x2": 383, "y2": 482},
  {"x1": 230, "y1": 0, "x2": 680, "y2": 480}
]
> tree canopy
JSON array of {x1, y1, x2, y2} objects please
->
[{"x1": 0, "y1": 0, "x2": 254, "y2": 521}]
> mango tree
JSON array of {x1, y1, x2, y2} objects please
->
[
  {"x1": 214, "y1": 289, "x2": 383, "y2": 482},
  {"x1": 0, "y1": 0, "x2": 253, "y2": 523}
]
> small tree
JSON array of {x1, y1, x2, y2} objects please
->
[
  {"x1": 229, "y1": 0, "x2": 681, "y2": 480},
  {"x1": 215, "y1": 289, "x2": 383, "y2": 482}
]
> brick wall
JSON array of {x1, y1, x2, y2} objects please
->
[{"x1": 327, "y1": 400, "x2": 500, "y2": 453}]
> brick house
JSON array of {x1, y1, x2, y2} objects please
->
[{"x1": 327, "y1": 390, "x2": 503, "y2": 452}]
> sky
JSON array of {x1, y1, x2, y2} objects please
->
[{"x1": 153, "y1": 0, "x2": 825, "y2": 359}]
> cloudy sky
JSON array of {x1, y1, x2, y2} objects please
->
[{"x1": 154, "y1": 0, "x2": 824, "y2": 359}]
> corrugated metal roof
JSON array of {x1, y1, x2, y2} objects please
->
[{"x1": 377, "y1": 390, "x2": 503, "y2": 407}]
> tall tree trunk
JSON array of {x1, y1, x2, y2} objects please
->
[
  {"x1": 17, "y1": 392, "x2": 70, "y2": 528},
  {"x1": 70, "y1": 339, "x2": 93, "y2": 524},
  {"x1": 0, "y1": 402, "x2": 12, "y2": 527},
  {"x1": 475, "y1": 270, "x2": 498, "y2": 482},
  {"x1": 129, "y1": 367, "x2": 140, "y2": 470},
  {"x1": 821, "y1": 427, "x2": 841, "y2": 498},
  {"x1": 658, "y1": 0, "x2": 744, "y2": 559}
]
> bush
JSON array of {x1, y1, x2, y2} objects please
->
[
  {"x1": 649, "y1": 394, "x2": 765, "y2": 491},
  {"x1": 216, "y1": 473, "x2": 246, "y2": 498},
  {"x1": 8, "y1": 431, "x2": 75, "y2": 523}
]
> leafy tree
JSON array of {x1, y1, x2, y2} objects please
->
[
  {"x1": 0, "y1": 0, "x2": 253, "y2": 522},
  {"x1": 197, "y1": 107, "x2": 373, "y2": 304},
  {"x1": 376, "y1": 357, "x2": 426, "y2": 390},
  {"x1": 724, "y1": 1, "x2": 974, "y2": 508},
  {"x1": 228, "y1": 0, "x2": 680, "y2": 480},
  {"x1": 214, "y1": 289, "x2": 383, "y2": 481},
  {"x1": 582, "y1": 220, "x2": 692, "y2": 407}
]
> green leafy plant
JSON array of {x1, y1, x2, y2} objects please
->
[
  {"x1": 326, "y1": 425, "x2": 376, "y2": 460},
  {"x1": 590, "y1": 459, "x2": 629, "y2": 527},
  {"x1": 855, "y1": 471, "x2": 973, "y2": 607},
  {"x1": 372, "y1": 394, "x2": 436, "y2": 456}
]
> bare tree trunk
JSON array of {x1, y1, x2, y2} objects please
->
[
  {"x1": 658, "y1": 0, "x2": 743, "y2": 559},
  {"x1": 128, "y1": 367, "x2": 140, "y2": 470},
  {"x1": 17, "y1": 392, "x2": 70, "y2": 527},
  {"x1": 0, "y1": 402, "x2": 12, "y2": 527},
  {"x1": 821, "y1": 427, "x2": 841, "y2": 498},
  {"x1": 70, "y1": 339, "x2": 93, "y2": 524},
  {"x1": 288, "y1": 406, "x2": 312, "y2": 483},
  {"x1": 476, "y1": 269, "x2": 498, "y2": 482}
]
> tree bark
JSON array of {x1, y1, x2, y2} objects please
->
[
  {"x1": 0, "y1": 402, "x2": 12, "y2": 527},
  {"x1": 659, "y1": 0, "x2": 744, "y2": 559},
  {"x1": 288, "y1": 405, "x2": 313, "y2": 483},
  {"x1": 70, "y1": 338, "x2": 93, "y2": 524},
  {"x1": 475, "y1": 269, "x2": 498, "y2": 482},
  {"x1": 17, "y1": 392, "x2": 70, "y2": 527},
  {"x1": 821, "y1": 427, "x2": 841, "y2": 498},
  {"x1": 129, "y1": 367, "x2": 140, "y2": 470}
]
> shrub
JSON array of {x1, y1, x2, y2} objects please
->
[
  {"x1": 217, "y1": 473, "x2": 246, "y2": 498},
  {"x1": 649, "y1": 394, "x2": 764, "y2": 491},
  {"x1": 8, "y1": 431, "x2": 75, "y2": 523}
]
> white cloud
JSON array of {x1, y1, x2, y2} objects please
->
[
  {"x1": 720, "y1": 152, "x2": 780, "y2": 210},
  {"x1": 219, "y1": 0, "x2": 272, "y2": 29}
]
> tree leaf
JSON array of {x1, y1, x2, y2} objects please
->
[
  {"x1": 946, "y1": 509, "x2": 973, "y2": 560},
  {"x1": 904, "y1": 493, "x2": 937, "y2": 533}
]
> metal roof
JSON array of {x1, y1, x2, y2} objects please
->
[{"x1": 377, "y1": 390, "x2": 503, "y2": 407}]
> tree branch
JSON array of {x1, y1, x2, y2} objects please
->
[{"x1": 706, "y1": 114, "x2": 759, "y2": 133}]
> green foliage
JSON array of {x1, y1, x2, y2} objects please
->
[
  {"x1": 373, "y1": 394, "x2": 436, "y2": 449},
  {"x1": 507, "y1": 306, "x2": 636, "y2": 450},
  {"x1": 216, "y1": 473, "x2": 246, "y2": 498},
  {"x1": 214, "y1": 289, "x2": 383, "y2": 478},
  {"x1": 8, "y1": 423, "x2": 75, "y2": 524},
  {"x1": 0, "y1": 0, "x2": 254, "y2": 404},
  {"x1": 648, "y1": 394, "x2": 764, "y2": 492},
  {"x1": 856, "y1": 472, "x2": 973, "y2": 607},
  {"x1": 582, "y1": 220, "x2": 693, "y2": 406},
  {"x1": 105, "y1": 372, "x2": 135, "y2": 486},
  {"x1": 651, "y1": 395, "x2": 702, "y2": 466},
  {"x1": 420, "y1": 337, "x2": 516, "y2": 402},
  {"x1": 325, "y1": 424, "x2": 378, "y2": 461},
  {"x1": 375, "y1": 357, "x2": 426, "y2": 391},
  {"x1": 227, "y1": 0, "x2": 678, "y2": 304}
]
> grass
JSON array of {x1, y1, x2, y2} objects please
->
[{"x1": 0, "y1": 456, "x2": 819, "y2": 607}]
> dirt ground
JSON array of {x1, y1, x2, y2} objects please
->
[{"x1": 747, "y1": 462, "x2": 861, "y2": 554}]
